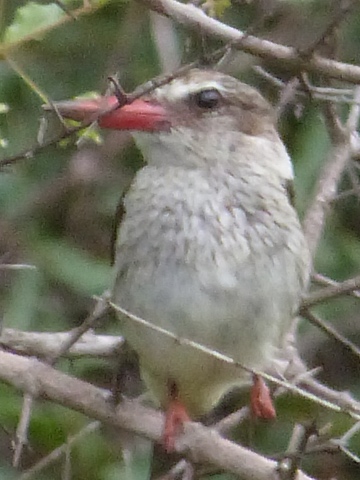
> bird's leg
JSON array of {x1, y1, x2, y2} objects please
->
[
  {"x1": 163, "y1": 381, "x2": 190, "y2": 452},
  {"x1": 250, "y1": 374, "x2": 276, "y2": 419}
]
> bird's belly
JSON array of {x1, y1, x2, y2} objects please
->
[{"x1": 114, "y1": 251, "x2": 298, "y2": 415}]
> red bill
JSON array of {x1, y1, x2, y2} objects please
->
[{"x1": 46, "y1": 96, "x2": 170, "y2": 132}]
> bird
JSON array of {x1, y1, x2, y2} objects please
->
[{"x1": 50, "y1": 68, "x2": 310, "y2": 451}]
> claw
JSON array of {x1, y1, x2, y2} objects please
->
[
  {"x1": 162, "y1": 382, "x2": 190, "y2": 452},
  {"x1": 250, "y1": 374, "x2": 276, "y2": 419}
]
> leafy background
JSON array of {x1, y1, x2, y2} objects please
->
[{"x1": 1, "y1": 0, "x2": 360, "y2": 478}]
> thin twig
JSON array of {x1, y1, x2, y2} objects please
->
[
  {"x1": 278, "y1": 422, "x2": 318, "y2": 480},
  {"x1": 47, "y1": 293, "x2": 111, "y2": 365},
  {"x1": 300, "y1": 308, "x2": 360, "y2": 362},
  {"x1": 299, "y1": 0, "x2": 357, "y2": 57},
  {"x1": 339, "y1": 420, "x2": 360, "y2": 445},
  {"x1": 109, "y1": 299, "x2": 360, "y2": 419},
  {"x1": 254, "y1": 66, "x2": 360, "y2": 105},
  {"x1": 0, "y1": 264, "x2": 37, "y2": 270},
  {"x1": 62, "y1": 440, "x2": 71, "y2": 480},
  {"x1": 275, "y1": 76, "x2": 300, "y2": 119},
  {"x1": 302, "y1": 275, "x2": 360, "y2": 308},
  {"x1": 312, "y1": 272, "x2": 360, "y2": 299},
  {"x1": 0, "y1": 47, "x2": 227, "y2": 169},
  {"x1": 9, "y1": 294, "x2": 110, "y2": 468},
  {"x1": 12, "y1": 394, "x2": 33, "y2": 468},
  {"x1": 19, "y1": 422, "x2": 101, "y2": 480}
]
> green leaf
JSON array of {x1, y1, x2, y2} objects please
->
[{"x1": 4, "y1": 2, "x2": 65, "y2": 44}]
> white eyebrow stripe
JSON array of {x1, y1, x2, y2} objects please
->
[{"x1": 155, "y1": 80, "x2": 226, "y2": 102}]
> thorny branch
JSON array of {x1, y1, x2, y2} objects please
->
[
  {"x1": 0, "y1": 350, "x2": 316, "y2": 480},
  {"x1": 0, "y1": 273, "x2": 359, "y2": 477},
  {"x1": 2, "y1": 1, "x2": 360, "y2": 478}
]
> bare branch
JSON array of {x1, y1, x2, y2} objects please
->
[
  {"x1": 110, "y1": 300, "x2": 360, "y2": 419},
  {"x1": 301, "y1": 377, "x2": 360, "y2": 414},
  {"x1": 280, "y1": 423, "x2": 318, "y2": 480},
  {"x1": 0, "y1": 329, "x2": 124, "y2": 359},
  {"x1": 312, "y1": 272, "x2": 360, "y2": 299},
  {"x1": 4, "y1": 294, "x2": 111, "y2": 468},
  {"x1": 13, "y1": 394, "x2": 33, "y2": 468},
  {"x1": 254, "y1": 67, "x2": 360, "y2": 105},
  {"x1": 20, "y1": 422, "x2": 101, "y2": 480},
  {"x1": 303, "y1": 87, "x2": 360, "y2": 256},
  {"x1": 300, "y1": 308, "x2": 360, "y2": 362},
  {"x1": 139, "y1": 0, "x2": 360, "y2": 83},
  {"x1": 0, "y1": 264, "x2": 37, "y2": 271},
  {"x1": 46, "y1": 293, "x2": 111, "y2": 365},
  {"x1": 0, "y1": 350, "x2": 315, "y2": 480},
  {"x1": 0, "y1": 55, "x2": 224, "y2": 168},
  {"x1": 302, "y1": 275, "x2": 360, "y2": 308},
  {"x1": 303, "y1": 139, "x2": 351, "y2": 256}
]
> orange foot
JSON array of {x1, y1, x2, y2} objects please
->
[
  {"x1": 163, "y1": 383, "x2": 190, "y2": 452},
  {"x1": 250, "y1": 374, "x2": 276, "y2": 419}
]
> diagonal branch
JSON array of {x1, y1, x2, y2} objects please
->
[
  {"x1": 139, "y1": 0, "x2": 360, "y2": 83},
  {"x1": 300, "y1": 308, "x2": 360, "y2": 362},
  {"x1": 20, "y1": 421, "x2": 101, "y2": 480},
  {"x1": 0, "y1": 350, "x2": 315, "y2": 480},
  {"x1": 302, "y1": 275, "x2": 360, "y2": 308},
  {"x1": 109, "y1": 301, "x2": 360, "y2": 420}
]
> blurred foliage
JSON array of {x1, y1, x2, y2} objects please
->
[{"x1": 0, "y1": 0, "x2": 360, "y2": 478}]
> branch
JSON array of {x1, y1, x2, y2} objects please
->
[
  {"x1": 0, "y1": 329, "x2": 124, "y2": 359},
  {"x1": 302, "y1": 275, "x2": 360, "y2": 308},
  {"x1": 0, "y1": 350, "x2": 315, "y2": 480},
  {"x1": 20, "y1": 421, "x2": 101, "y2": 480},
  {"x1": 303, "y1": 87, "x2": 360, "y2": 256},
  {"x1": 3, "y1": 300, "x2": 360, "y2": 423},
  {"x1": 109, "y1": 301, "x2": 360, "y2": 420},
  {"x1": 300, "y1": 308, "x2": 360, "y2": 362},
  {"x1": 139, "y1": 0, "x2": 360, "y2": 84},
  {"x1": 0, "y1": 57, "x2": 223, "y2": 168},
  {"x1": 301, "y1": 376, "x2": 360, "y2": 415},
  {"x1": 312, "y1": 272, "x2": 360, "y2": 300},
  {"x1": 13, "y1": 394, "x2": 33, "y2": 468},
  {"x1": 46, "y1": 294, "x2": 111, "y2": 365}
]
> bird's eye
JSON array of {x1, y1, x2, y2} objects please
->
[{"x1": 192, "y1": 89, "x2": 221, "y2": 109}]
